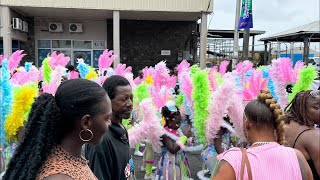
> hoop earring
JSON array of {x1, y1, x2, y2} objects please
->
[{"x1": 79, "y1": 129, "x2": 93, "y2": 142}]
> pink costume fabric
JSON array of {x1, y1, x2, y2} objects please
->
[
  {"x1": 134, "y1": 77, "x2": 143, "y2": 85},
  {"x1": 218, "y1": 142, "x2": 302, "y2": 180}
]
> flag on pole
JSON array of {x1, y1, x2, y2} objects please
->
[{"x1": 238, "y1": 0, "x2": 253, "y2": 29}]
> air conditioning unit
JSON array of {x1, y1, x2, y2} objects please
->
[
  {"x1": 22, "y1": 21, "x2": 28, "y2": 32},
  {"x1": 49, "y1": 23, "x2": 63, "y2": 32},
  {"x1": 12, "y1": 18, "x2": 23, "y2": 30},
  {"x1": 69, "y1": 23, "x2": 83, "y2": 33}
]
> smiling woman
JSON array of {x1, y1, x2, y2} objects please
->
[
  {"x1": 3, "y1": 79, "x2": 112, "y2": 180},
  {"x1": 284, "y1": 90, "x2": 320, "y2": 179}
]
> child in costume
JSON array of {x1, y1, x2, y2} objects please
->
[
  {"x1": 200, "y1": 116, "x2": 236, "y2": 179},
  {"x1": 156, "y1": 101, "x2": 192, "y2": 180}
]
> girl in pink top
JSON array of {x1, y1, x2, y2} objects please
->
[{"x1": 212, "y1": 89, "x2": 313, "y2": 180}]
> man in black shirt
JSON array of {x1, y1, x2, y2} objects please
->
[{"x1": 85, "y1": 75, "x2": 134, "y2": 180}]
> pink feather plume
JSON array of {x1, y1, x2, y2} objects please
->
[
  {"x1": 8, "y1": 50, "x2": 26, "y2": 71},
  {"x1": 153, "y1": 61, "x2": 172, "y2": 90},
  {"x1": 49, "y1": 51, "x2": 70, "y2": 69},
  {"x1": 150, "y1": 86, "x2": 170, "y2": 110},
  {"x1": 124, "y1": 72, "x2": 136, "y2": 89},
  {"x1": 219, "y1": 60, "x2": 229, "y2": 75},
  {"x1": 98, "y1": 49, "x2": 116, "y2": 73},
  {"x1": 128, "y1": 98, "x2": 164, "y2": 153},
  {"x1": 242, "y1": 70, "x2": 268, "y2": 101},
  {"x1": 10, "y1": 68, "x2": 39, "y2": 85},
  {"x1": 179, "y1": 71, "x2": 193, "y2": 101},
  {"x1": 208, "y1": 66, "x2": 218, "y2": 91},
  {"x1": 292, "y1": 61, "x2": 305, "y2": 83},
  {"x1": 227, "y1": 94, "x2": 245, "y2": 140},
  {"x1": 114, "y1": 64, "x2": 132, "y2": 76},
  {"x1": 42, "y1": 65, "x2": 65, "y2": 95},
  {"x1": 206, "y1": 79, "x2": 236, "y2": 144},
  {"x1": 177, "y1": 60, "x2": 190, "y2": 75},
  {"x1": 269, "y1": 58, "x2": 298, "y2": 109},
  {"x1": 69, "y1": 71, "x2": 79, "y2": 80}
]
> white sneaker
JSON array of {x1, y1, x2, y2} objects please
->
[
  {"x1": 134, "y1": 150, "x2": 143, "y2": 157},
  {"x1": 144, "y1": 173, "x2": 156, "y2": 180},
  {"x1": 140, "y1": 143, "x2": 146, "y2": 147},
  {"x1": 141, "y1": 166, "x2": 157, "y2": 172}
]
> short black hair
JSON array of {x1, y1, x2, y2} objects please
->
[
  {"x1": 102, "y1": 75, "x2": 130, "y2": 99},
  {"x1": 66, "y1": 65, "x2": 75, "y2": 72}
]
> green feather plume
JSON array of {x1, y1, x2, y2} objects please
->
[
  {"x1": 289, "y1": 65, "x2": 317, "y2": 102},
  {"x1": 192, "y1": 70, "x2": 210, "y2": 145}
]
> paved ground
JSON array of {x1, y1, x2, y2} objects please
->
[{"x1": 131, "y1": 148, "x2": 205, "y2": 180}]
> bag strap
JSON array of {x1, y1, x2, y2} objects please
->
[{"x1": 240, "y1": 148, "x2": 253, "y2": 180}]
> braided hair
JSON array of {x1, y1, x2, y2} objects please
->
[
  {"x1": 244, "y1": 89, "x2": 285, "y2": 145},
  {"x1": 284, "y1": 90, "x2": 314, "y2": 127},
  {"x1": 3, "y1": 79, "x2": 107, "y2": 180}
]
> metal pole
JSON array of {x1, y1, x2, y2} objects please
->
[
  {"x1": 252, "y1": 35, "x2": 255, "y2": 60},
  {"x1": 303, "y1": 37, "x2": 309, "y2": 63},
  {"x1": 277, "y1": 41, "x2": 281, "y2": 59},
  {"x1": 264, "y1": 41, "x2": 268, "y2": 65},
  {"x1": 290, "y1": 42, "x2": 294, "y2": 62},
  {"x1": 233, "y1": 0, "x2": 241, "y2": 60}
]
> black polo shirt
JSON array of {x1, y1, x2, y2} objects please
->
[{"x1": 85, "y1": 122, "x2": 132, "y2": 180}]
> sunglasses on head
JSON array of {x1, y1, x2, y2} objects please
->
[{"x1": 309, "y1": 90, "x2": 320, "y2": 98}]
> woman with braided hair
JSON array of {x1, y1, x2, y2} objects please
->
[
  {"x1": 284, "y1": 90, "x2": 320, "y2": 179},
  {"x1": 212, "y1": 89, "x2": 313, "y2": 180},
  {"x1": 3, "y1": 79, "x2": 112, "y2": 180}
]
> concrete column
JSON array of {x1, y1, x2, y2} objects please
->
[
  {"x1": 1, "y1": 6, "x2": 12, "y2": 56},
  {"x1": 242, "y1": 29, "x2": 250, "y2": 60},
  {"x1": 303, "y1": 37, "x2": 309, "y2": 63},
  {"x1": 113, "y1": 10, "x2": 120, "y2": 67},
  {"x1": 199, "y1": 12, "x2": 207, "y2": 69}
]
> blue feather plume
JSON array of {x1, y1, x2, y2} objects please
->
[{"x1": 0, "y1": 59, "x2": 13, "y2": 145}]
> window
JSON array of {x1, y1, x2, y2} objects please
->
[
  {"x1": 73, "y1": 40, "x2": 92, "y2": 49},
  {"x1": 52, "y1": 40, "x2": 72, "y2": 48},
  {"x1": 38, "y1": 40, "x2": 51, "y2": 48}
]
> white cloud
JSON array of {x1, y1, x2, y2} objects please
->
[{"x1": 208, "y1": 0, "x2": 320, "y2": 52}]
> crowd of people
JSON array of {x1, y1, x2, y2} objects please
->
[{"x1": 0, "y1": 49, "x2": 319, "y2": 180}]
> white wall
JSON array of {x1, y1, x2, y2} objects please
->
[
  {"x1": 0, "y1": 7, "x2": 28, "y2": 42},
  {"x1": 1, "y1": 0, "x2": 213, "y2": 13},
  {"x1": 34, "y1": 18, "x2": 107, "y2": 41}
]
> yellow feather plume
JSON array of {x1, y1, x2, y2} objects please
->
[
  {"x1": 4, "y1": 83, "x2": 38, "y2": 142},
  {"x1": 85, "y1": 71, "x2": 98, "y2": 80},
  {"x1": 145, "y1": 75, "x2": 154, "y2": 85}
]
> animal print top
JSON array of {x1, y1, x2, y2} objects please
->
[{"x1": 36, "y1": 146, "x2": 97, "y2": 180}]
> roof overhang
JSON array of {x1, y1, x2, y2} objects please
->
[
  {"x1": 207, "y1": 29, "x2": 265, "y2": 39},
  {"x1": 260, "y1": 31, "x2": 320, "y2": 42}
]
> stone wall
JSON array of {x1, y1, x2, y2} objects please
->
[{"x1": 107, "y1": 20, "x2": 197, "y2": 75}]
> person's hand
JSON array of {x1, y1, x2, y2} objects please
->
[{"x1": 181, "y1": 125, "x2": 192, "y2": 138}]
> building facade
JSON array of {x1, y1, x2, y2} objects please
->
[{"x1": 0, "y1": 0, "x2": 213, "y2": 73}]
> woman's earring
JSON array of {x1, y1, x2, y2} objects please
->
[{"x1": 79, "y1": 129, "x2": 93, "y2": 142}]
